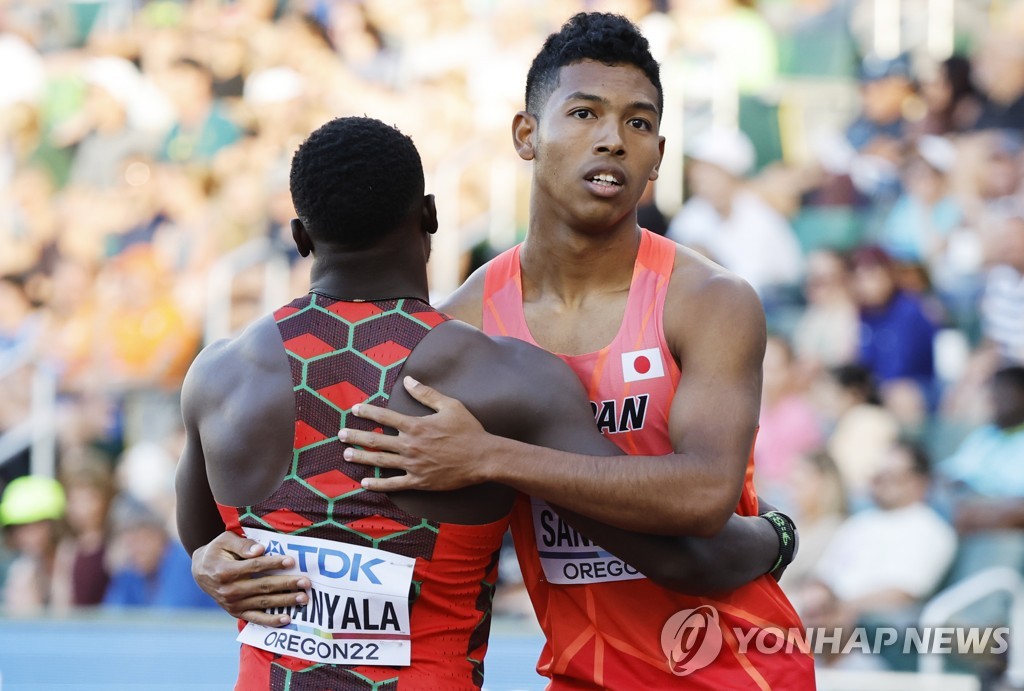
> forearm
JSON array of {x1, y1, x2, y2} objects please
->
[
  {"x1": 554, "y1": 506, "x2": 778, "y2": 595},
  {"x1": 484, "y1": 436, "x2": 737, "y2": 535}
]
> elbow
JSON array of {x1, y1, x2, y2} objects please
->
[{"x1": 676, "y1": 491, "x2": 735, "y2": 538}]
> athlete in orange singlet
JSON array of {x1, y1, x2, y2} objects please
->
[
  {"x1": 327, "y1": 15, "x2": 816, "y2": 688},
  {"x1": 177, "y1": 116, "x2": 791, "y2": 689}
]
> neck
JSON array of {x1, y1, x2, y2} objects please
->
[
  {"x1": 308, "y1": 242, "x2": 428, "y2": 303},
  {"x1": 520, "y1": 219, "x2": 641, "y2": 305}
]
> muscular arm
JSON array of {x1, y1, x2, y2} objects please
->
[
  {"x1": 484, "y1": 340, "x2": 777, "y2": 594},
  {"x1": 350, "y1": 269, "x2": 766, "y2": 536},
  {"x1": 365, "y1": 332, "x2": 780, "y2": 595},
  {"x1": 176, "y1": 341, "x2": 312, "y2": 625},
  {"x1": 176, "y1": 344, "x2": 233, "y2": 556}
]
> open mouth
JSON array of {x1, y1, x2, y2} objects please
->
[{"x1": 587, "y1": 173, "x2": 622, "y2": 188}]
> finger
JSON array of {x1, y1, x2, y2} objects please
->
[
  {"x1": 361, "y1": 474, "x2": 418, "y2": 492},
  {"x1": 214, "y1": 554, "x2": 297, "y2": 577},
  {"x1": 343, "y1": 448, "x2": 406, "y2": 468},
  {"x1": 212, "y1": 531, "x2": 265, "y2": 558},
  {"x1": 233, "y1": 588, "x2": 309, "y2": 614},
  {"x1": 349, "y1": 403, "x2": 410, "y2": 430},
  {"x1": 403, "y1": 376, "x2": 451, "y2": 412},
  {"x1": 239, "y1": 609, "x2": 296, "y2": 627},
  {"x1": 337, "y1": 428, "x2": 400, "y2": 452},
  {"x1": 215, "y1": 577, "x2": 307, "y2": 601}
]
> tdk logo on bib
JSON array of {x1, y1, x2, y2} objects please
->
[
  {"x1": 239, "y1": 528, "x2": 415, "y2": 667},
  {"x1": 265, "y1": 539, "x2": 384, "y2": 584}
]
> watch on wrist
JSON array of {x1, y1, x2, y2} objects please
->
[{"x1": 760, "y1": 509, "x2": 798, "y2": 575}]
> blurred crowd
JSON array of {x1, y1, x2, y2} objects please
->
[{"x1": 1, "y1": 0, "x2": 1024, "y2": 676}]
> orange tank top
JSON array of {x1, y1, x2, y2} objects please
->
[
  {"x1": 482, "y1": 230, "x2": 815, "y2": 689},
  {"x1": 218, "y1": 294, "x2": 508, "y2": 691}
]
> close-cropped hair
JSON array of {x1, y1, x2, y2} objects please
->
[
  {"x1": 289, "y1": 116, "x2": 424, "y2": 248},
  {"x1": 525, "y1": 12, "x2": 663, "y2": 118}
]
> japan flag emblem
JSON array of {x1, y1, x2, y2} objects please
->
[{"x1": 622, "y1": 348, "x2": 665, "y2": 383}]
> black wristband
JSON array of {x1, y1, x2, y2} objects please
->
[{"x1": 760, "y1": 510, "x2": 798, "y2": 575}]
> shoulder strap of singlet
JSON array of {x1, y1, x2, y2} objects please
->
[
  {"x1": 636, "y1": 229, "x2": 677, "y2": 281},
  {"x1": 482, "y1": 244, "x2": 524, "y2": 338}
]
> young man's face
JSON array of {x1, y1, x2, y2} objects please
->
[{"x1": 518, "y1": 60, "x2": 665, "y2": 233}]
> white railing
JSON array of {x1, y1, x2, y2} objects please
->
[
  {"x1": 203, "y1": 237, "x2": 291, "y2": 344},
  {"x1": 818, "y1": 668, "x2": 980, "y2": 691},
  {"x1": 918, "y1": 566, "x2": 1024, "y2": 685},
  {"x1": 0, "y1": 356, "x2": 58, "y2": 478}
]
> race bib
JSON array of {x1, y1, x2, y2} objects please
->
[
  {"x1": 532, "y1": 498, "x2": 646, "y2": 585},
  {"x1": 237, "y1": 528, "x2": 415, "y2": 666}
]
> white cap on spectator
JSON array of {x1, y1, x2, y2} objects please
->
[
  {"x1": 117, "y1": 442, "x2": 176, "y2": 505},
  {"x1": 917, "y1": 135, "x2": 956, "y2": 173},
  {"x1": 687, "y1": 127, "x2": 756, "y2": 178},
  {"x1": 244, "y1": 67, "x2": 304, "y2": 106},
  {"x1": 84, "y1": 55, "x2": 174, "y2": 133},
  {"x1": 0, "y1": 34, "x2": 46, "y2": 108},
  {"x1": 84, "y1": 56, "x2": 142, "y2": 107}
]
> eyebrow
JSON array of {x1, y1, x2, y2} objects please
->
[{"x1": 564, "y1": 91, "x2": 660, "y2": 117}]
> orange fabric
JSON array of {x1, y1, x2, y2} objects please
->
[{"x1": 483, "y1": 230, "x2": 815, "y2": 689}]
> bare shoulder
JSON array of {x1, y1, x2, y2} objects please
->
[
  {"x1": 664, "y1": 245, "x2": 766, "y2": 360},
  {"x1": 181, "y1": 315, "x2": 284, "y2": 421},
  {"x1": 435, "y1": 263, "x2": 488, "y2": 328}
]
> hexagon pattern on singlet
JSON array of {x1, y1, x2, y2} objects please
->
[{"x1": 237, "y1": 294, "x2": 450, "y2": 690}]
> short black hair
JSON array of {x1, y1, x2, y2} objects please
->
[
  {"x1": 993, "y1": 365, "x2": 1024, "y2": 392},
  {"x1": 525, "y1": 12, "x2": 663, "y2": 118},
  {"x1": 289, "y1": 117, "x2": 424, "y2": 248},
  {"x1": 894, "y1": 438, "x2": 932, "y2": 478},
  {"x1": 830, "y1": 364, "x2": 883, "y2": 406}
]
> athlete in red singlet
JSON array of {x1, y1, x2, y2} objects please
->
[{"x1": 177, "y1": 117, "x2": 791, "y2": 689}]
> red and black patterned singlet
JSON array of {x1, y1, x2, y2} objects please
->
[{"x1": 218, "y1": 294, "x2": 509, "y2": 691}]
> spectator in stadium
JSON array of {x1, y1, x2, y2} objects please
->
[
  {"x1": 0, "y1": 475, "x2": 65, "y2": 613},
  {"x1": 850, "y1": 245, "x2": 940, "y2": 426},
  {"x1": 972, "y1": 27, "x2": 1024, "y2": 134},
  {"x1": 912, "y1": 55, "x2": 983, "y2": 137},
  {"x1": 981, "y1": 210, "x2": 1024, "y2": 365},
  {"x1": 666, "y1": 127, "x2": 803, "y2": 295},
  {"x1": 796, "y1": 440, "x2": 956, "y2": 640},
  {"x1": 792, "y1": 248, "x2": 860, "y2": 372},
  {"x1": 778, "y1": 450, "x2": 848, "y2": 598},
  {"x1": 51, "y1": 459, "x2": 114, "y2": 608},
  {"x1": 755, "y1": 333, "x2": 824, "y2": 508},
  {"x1": 846, "y1": 54, "x2": 915, "y2": 153},
  {"x1": 942, "y1": 365, "x2": 1024, "y2": 518},
  {"x1": 102, "y1": 496, "x2": 214, "y2": 610},
  {"x1": 937, "y1": 365, "x2": 1024, "y2": 626},
  {"x1": 877, "y1": 135, "x2": 962, "y2": 266},
  {"x1": 157, "y1": 57, "x2": 240, "y2": 165},
  {"x1": 817, "y1": 364, "x2": 901, "y2": 504}
]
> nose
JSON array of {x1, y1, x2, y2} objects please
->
[{"x1": 593, "y1": 121, "x2": 626, "y2": 157}]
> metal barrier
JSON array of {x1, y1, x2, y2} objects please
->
[
  {"x1": 918, "y1": 566, "x2": 1024, "y2": 686},
  {"x1": 203, "y1": 237, "x2": 291, "y2": 345},
  {"x1": 0, "y1": 355, "x2": 58, "y2": 478}
]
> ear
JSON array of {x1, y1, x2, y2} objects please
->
[
  {"x1": 650, "y1": 135, "x2": 666, "y2": 182},
  {"x1": 512, "y1": 111, "x2": 537, "y2": 161},
  {"x1": 422, "y1": 194, "x2": 438, "y2": 235},
  {"x1": 291, "y1": 218, "x2": 313, "y2": 257}
]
